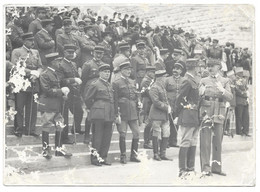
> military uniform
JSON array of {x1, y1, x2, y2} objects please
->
[
  {"x1": 85, "y1": 65, "x2": 115, "y2": 166},
  {"x1": 99, "y1": 40, "x2": 113, "y2": 65},
  {"x1": 55, "y1": 54, "x2": 84, "y2": 142},
  {"x1": 112, "y1": 62, "x2": 141, "y2": 163},
  {"x1": 11, "y1": 38, "x2": 43, "y2": 137},
  {"x1": 28, "y1": 18, "x2": 43, "y2": 35},
  {"x1": 111, "y1": 53, "x2": 129, "y2": 82},
  {"x1": 199, "y1": 59, "x2": 233, "y2": 175},
  {"x1": 78, "y1": 35, "x2": 96, "y2": 66},
  {"x1": 149, "y1": 70, "x2": 171, "y2": 161}
]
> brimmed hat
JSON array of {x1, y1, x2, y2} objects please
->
[
  {"x1": 99, "y1": 64, "x2": 111, "y2": 71},
  {"x1": 94, "y1": 45, "x2": 104, "y2": 53},
  {"x1": 78, "y1": 20, "x2": 86, "y2": 26},
  {"x1": 136, "y1": 40, "x2": 145, "y2": 49},
  {"x1": 45, "y1": 52, "x2": 59, "y2": 61},
  {"x1": 118, "y1": 42, "x2": 130, "y2": 50},
  {"x1": 119, "y1": 61, "x2": 132, "y2": 70},
  {"x1": 155, "y1": 70, "x2": 167, "y2": 77},
  {"x1": 64, "y1": 44, "x2": 77, "y2": 51},
  {"x1": 58, "y1": 8, "x2": 67, "y2": 15},
  {"x1": 22, "y1": 32, "x2": 34, "y2": 40}
]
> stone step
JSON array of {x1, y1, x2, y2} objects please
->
[{"x1": 5, "y1": 139, "x2": 145, "y2": 159}]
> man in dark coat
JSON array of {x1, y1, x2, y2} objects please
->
[
  {"x1": 28, "y1": 7, "x2": 46, "y2": 35},
  {"x1": 112, "y1": 61, "x2": 142, "y2": 164},
  {"x1": 207, "y1": 39, "x2": 223, "y2": 60},
  {"x1": 85, "y1": 64, "x2": 115, "y2": 166},
  {"x1": 175, "y1": 59, "x2": 201, "y2": 178}
]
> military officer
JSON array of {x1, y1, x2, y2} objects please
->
[
  {"x1": 39, "y1": 52, "x2": 72, "y2": 158},
  {"x1": 112, "y1": 61, "x2": 142, "y2": 164},
  {"x1": 84, "y1": 64, "x2": 115, "y2": 166},
  {"x1": 199, "y1": 58, "x2": 233, "y2": 177},
  {"x1": 165, "y1": 48, "x2": 186, "y2": 76},
  {"x1": 55, "y1": 44, "x2": 84, "y2": 144},
  {"x1": 141, "y1": 66, "x2": 156, "y2": 149},
  {"x1": 207, "y1": 39, "x2": 223, "y2": 60},
  {"x1": 28, "y1": 7, "x2": 46, "y2": 35},
  {"x1": 99, "y1": 32, "x2": 113, "y2": 67},
  {"x1": 165, "y1": 60, "x2": 185, "y2": 148},
  {"x1": 155, "y1": 48, "x2": 170, "y2": 71},
  {"x1": 130, "y1": 40, "x2": 150, "y2": 86},
  {"x1": 234, "y1": 67, "x2": 250, "y2": 136},
  {"x1": 111, "y1": 42, "x2": 131, "y2": 83},
  {"x1": 149, "y1": 69, "x2": 172, "y2": 161},
  {"x1": 174, "y1": 59, "x2": 201, "y2": 178},
  {"x1": 81, "y1": 46, "x2": 106, "y2": 144},
  {"x1": 11, "y1": 32, "x2": 43, "y2": 137},
  {"x1": 34, "y1": 19, "x2": 55, "y2": 66}
]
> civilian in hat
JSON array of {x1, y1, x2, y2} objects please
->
[
  {"x1": 199, "y1": 58, "x2": 233, "y2": 177},
  {"x1": 155, "y1": 48, "x2": 170, "y2": 71},
  {"x1": 34, "y1": 19, "x2": 55, "y2": 66},
  {"x1": 38, "y1": 52, "x2": 72, "y2": 158},
  {"x1": 84, "y1": 64, "x2": 115, "y2": 166},
  {"x1": 165, "y1": 61, "x2": 185, "y2": 148},
  {"x1": 28, "y1": 7, "x2": 46, "y2": 35},
  {"x1": 53, "y1": 8, "x2": 68, "y2": 32},
  {"x1": 99, "y1": 32, "x2": 113, "y2": 66},
  {"x1": 122, "y1": 14, "x2": 129, "y2": 30},
  {"x1": 78, "y1": 25, "x2": 96, "y2": 66},
  {"x1": 111, "y1": 42, "x2": 131, "y2": 82},
  {"x1": 175, "y1": 58, "x2": 201, "y2": 178},
  {"x1": 207, "y1": 39, "x2": 223, "y2": 60},
  {"x1": 112, "y1": 61, "x2": 142, "y2": 164},
  {"x1": 234, "y1": 67, "x2": 250, "y2": 137},
  {"x1": 56, "y1": 18, "x2": 81, "y2": 67},
  {"x1": 141, "y1": 66, "x2": 156, "y2": 149},
  {"x1": 81, "y1": 45, "x2": 105, "y2": 144},
  {"x1": 55, "y1": 44, "x2": 84, "y2": 144},
  {"x1": 130, "y1": 40, "x2": 150, "y2": 86},
  {"x1": 149, "y1": 69, "x2": 172, "y2": 161},
  {"x1": 11, "y1": 32, "x2": 43, "y2": 137}
]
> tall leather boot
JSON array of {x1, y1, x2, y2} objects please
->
[
  {"x1": 187, "y1": 146, "x2": 196, "y2": 172},
  {"x1": 42, "y1": 131, "x2": 52, "y2": 159},
  {"x1": 143, "y1": 125, "x2": 153, "y2": 149},
  {"x1": 130, "y1": 139, "x2": 141, "y2": 162},
  {"x1": 152, "y1": 136, "x2": 161, "y2": 161},
  {"x1": 179, "y1": 147, "x2": 189, "y2": 177},
  {"x1": 119, "y1": 136, "x2": 127, "y2": 164},
  {"x1": 160, "y1": 137, "x2": 172, "y2": 160},
  {"x1": 62, "y1": 126, "x2": 74, "y2": 144},
  {"x1": 55, "y1": 131, "x2": 72, "y2": 158}
]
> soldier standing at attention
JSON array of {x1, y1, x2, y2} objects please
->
[
  {"x1": 39, "y1": 52, "x2": 72, "y2": 158},
  {"x1": 149, "y1": 70, "x2": 172, "y2": 161},
  {"x1": 112, "y1": 61, "x2": 143, "y2": 164},
  {"x1": 199, "y1": 58, "x2": 233, "y2": 177},
  {"x1": 175, "y1": 59, "x2": 201, "y2": 178},
  {"x1": 141, "y1": 66, "x2": 156, "y2": 149},
  {"x1": 84, "y1": 64, "x2": 115, "y2": 166}
]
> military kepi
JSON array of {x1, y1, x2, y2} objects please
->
[
  {"x1": 155, "y1": 70, "x2": 167, "y2": 77},
  {"x1": 64, "y1": 44, "x2": 77, "y2": 51},
  {"x1": 94, "y1": 45, "x2": 104, "y2": 53},
  {"x1": 146, "y1": 66, "x2": 156, "y2": 72},
  {"x1": 22, "y1": 32, "x2": 34, "y2": 40},
  {"x1": 45, "y1": 52, "x2": 60, "y2": 61},
  {"x1": 186, "y1": 58, "x2": 199, "y2": 67},
  {"x1": 99, "y1": 64, "x2": 111, "y2": 71}
]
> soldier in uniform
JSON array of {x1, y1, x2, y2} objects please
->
[
  {"x1": 199, "y1": 58, "x2": 233, "y2": 177},
  {"x1": 112, "y1": 61, "x2": 143, "y2": 164},
  {"x1": 39, "y1": 52, "x2": 72, "y2": 158},
  {"x1": 234, "y1": 67, "x2": 250, "y2": 136},
  {"x1": 99, "y1": 32, "x2": 113, "y2": 68},
  {"x1": 174, "y1": 59, "x2": 201, "y2": 178},
  {"x1": 149, "y1": 69, "x2": 172, "y2": 161},
  {"x1": 141, "y1": 66, "x2": 156, "y2": 149},
  {"x1": 130, "y1": 40, "x2": 150, "y2": 86},
  {"x1": 207, "y1": 39, "x2": 223, "y2": 60},
  {"x1": 28, "y1": 7, "x2": 46, "y2": 35},
  {"x1": 84, "y1": 64, "x2": 115, "y2": 166},
  {"x1": 165, "y1": 48, "x2": 185, "y2": 76},
  {"x1": 34, "y1": 19, "x2": 55, "y2": 66},
  {"x1": 81, "y1": 45, "x2": 105, "y2": 144},
  {"x1": 55, "y1": 44, "x2": 84, "y2": 144},
  {"x1": 165, "y1": 61, "x2": 185, "y2": 148},
  {"x1": 11, "y1": 32, "x2": 43, "y2": 137},
  {"x1": 111, "y1": 42, "x2": 131, "y2": 83},
  {"x1": 155, "y1": 48, "x2": 170, "y2": 71}
]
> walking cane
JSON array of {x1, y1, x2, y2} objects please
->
[{"x1": 28, "y1": 83, "x2": 34, "y2": 135}]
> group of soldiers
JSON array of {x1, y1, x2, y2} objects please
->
[{"x1": 5, "y1": 6, "x2": 252, "y2": 177}]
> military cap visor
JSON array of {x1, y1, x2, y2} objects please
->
[
  {"x1": 22, "y1": 32, "x2": 34, "y2": 40},
  {"x1": 78, "y1": 20, "x2": 86, "y2": 26},
  {"x1": 146, "y1": 66, "x2": 156, "y2": 71},
  {"x1": 155, "y1": 70, "x2": 167, "y2": 77},
  {"x1": 99, "y1": 64, "x2": 111, "y2": 71},
  {"x1": 136, "y1": 41, "x2": 145, "y2": 48},
  {"x1": 45, "y1": 52, "x2": 59, "y2": 60},
  {"x1": 173, "y1": 49, "x2": 183, "y2": 55},
  {"x1": 64, "y1": 44, "x2": 77, "y2": 51},
  {"x1": 119, "y1": 42, "x2": 130, "y2": 50},
  {"x1": 119, "y1": 61, "x2": 132, "y2": 70},
  {"x1": 94, "y1": 46, "x2": 105, "y2": 53},
  {"x1": 174, "y1": 62, "x2": 185, "y2": 69},
  {"x1": 63, "y1": 19, "x2": 72, "y2": 25}
]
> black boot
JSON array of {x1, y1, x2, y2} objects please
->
[
  {"x1": 130, "y1": 139, "x2": 141, "y2": 162},
  {"x1": 179, "y1": 147, "x2": 189, "y2": 177},
  {"x1": 119, "y1": 136, "x2": 127, "y2": 164},
  {"x1": 42, "y1": 131, "x2": 52, "y2": 159},
  {"x1": 62, "y1": 127, "x2": 74, "y2": 144},
  {"x1": 160, "y1": 137, "x2": 172, "y2": 161},
  {"x1": 152, "y1": 136, "x2": 161, "y2": 161},
  {"x1": 83, "y1": 120, "x2": 91, "y2": 144},
  {"x1": 187, "y1": 146, "x2": 196, "y2": 172},
  {"x1": 143, "y1": 125, "x2": 153, "y2": 149},
  {"x1": 55, "y1": 131, "x2": 72, "y2": 158}
]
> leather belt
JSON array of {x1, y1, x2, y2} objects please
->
[{"x1": 204, "y1": 96, "x2": 223, "y2": 102}]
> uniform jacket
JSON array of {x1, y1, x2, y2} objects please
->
[
  {"x1": 130, "y1": 53, "x2": 150, "y2": 84},
  {"x1": 85, "y1": 78, "x2": 115, "y2": 122},
  {"x1": 207, "y1": 46, "x2": 223, "y2": 60},
  {"x1": 11, "y1": 45, "x2": 43, "y2": 93},
  {"x1": 7, "y1": 23, "x2": 24, "y2": 49},
  {"x1": 140, "y1": 75, "x2": 154, "y2": 116},
  {"x1": 199, "y1": 74, "x2": 233, "y2": 124},
  {"x1": 175, "y1": 73, "x2": 200, "y2": 127},
  {"x1": 38, "y1": 67, "x2": 63, "y2": 113},
  {"x1": 81, "y1": 58, "x2": 105, "y2": 96},
  {"x1": 235, "y1": 76, "x2": 248, "y2": 106},
  {"x1": 112, "y1": 76, "x2": 138, "y2": 121},
  {"x1": 28, "y1": 18, "x2": 42, "y2": 35},
  {"x1": 99, "y1": 40, "x2": 113, "y2": 65},
  {"x1": 148, "y1": 79, "x2": 169, "y2": 121},
  {"x1": 165, "y1": 75, "x2": 185, "y2": 111},
  {"x1": 78, "y1": 35, "x2": 96, "y2": 66},
  {"x1": 34, "y1": 29, "x2": 55, "y2": 66},
  {"x1": 153, "y1": 34, "x2": 163, "y2": 49}
]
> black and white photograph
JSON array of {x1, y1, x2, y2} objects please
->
[{"x1": 1, "y1": 0, "x2": 257, "y2": 188}]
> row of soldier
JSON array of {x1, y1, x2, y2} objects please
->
[{"x1": 5, "y1": 7, "x2": 251, "y2": 178}]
